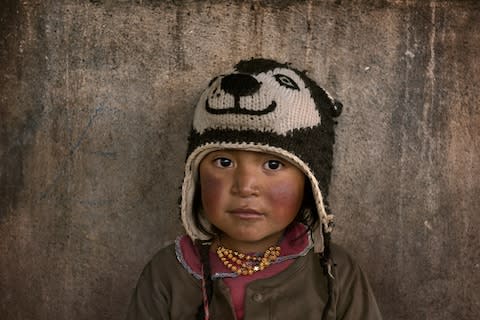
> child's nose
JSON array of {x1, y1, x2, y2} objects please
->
[{"x1": 231, "y1": 165, "x2": 259, "y2": 197}]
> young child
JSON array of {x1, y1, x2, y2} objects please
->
[{"x1": 127, "y1": 58, "x2": 382, "y2": 319}]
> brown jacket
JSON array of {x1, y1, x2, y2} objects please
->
[{"x1": 127, "y1": 242, "x2": 382, "y2": 320}]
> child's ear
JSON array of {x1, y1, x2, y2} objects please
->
[{"x1": 331, "y1": 99, "x2": 343, "y2": 118}]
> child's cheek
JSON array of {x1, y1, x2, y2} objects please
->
[
  {"x1": 200, "y1": 172, "x2": 225, "y2": 213},
  {"x1": 267, "y1": 181, "x2": 304, "y2": 217}
]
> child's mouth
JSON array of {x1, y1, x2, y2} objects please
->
[{"x1": 228, "y1": 208, "x2": 263, "y2": 219}]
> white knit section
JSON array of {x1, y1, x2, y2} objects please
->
[
  {"x1": 193, "y1": 68, "x2": 321, "y2": 135},
  {"x1": 180, "y1": 142, "x2": 331, "y2": 253}
]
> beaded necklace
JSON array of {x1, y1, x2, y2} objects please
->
[{"x1": 216, "y1": 245, "x2": 281, "y2": 276}]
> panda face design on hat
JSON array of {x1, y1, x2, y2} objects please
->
[{"x1": 193, "y1": 67, "x2": 321, "y2": 135}]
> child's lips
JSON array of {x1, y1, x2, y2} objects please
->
[{"x1": 228, "y1": 208, "x2": 263, "y2": 219}]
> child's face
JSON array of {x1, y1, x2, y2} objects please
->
[{"x1": 198, "y1": 149, "x2": 305, "y2": 252}]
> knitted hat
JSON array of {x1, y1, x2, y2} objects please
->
[{"x1": 181, "y1": 58, "x2": 342, "y2": 253}]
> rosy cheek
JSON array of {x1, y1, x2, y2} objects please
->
[
  {"x1": 200, "y1": 171, "x2": 225, "y2": 213},
  {"x1": 267, "y1": 181, "x2": 304, "y2": 217}
]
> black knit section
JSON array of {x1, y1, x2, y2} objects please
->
[{"x1": 235, "y1": 58, "x2": 290, "y2": 75}]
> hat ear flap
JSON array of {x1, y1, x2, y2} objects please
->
[{"x1": 331, "y1": 100, "x2": 343, "y2": 118}]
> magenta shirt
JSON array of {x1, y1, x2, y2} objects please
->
[{"x1": 176, "y1": 223, "x2": 312, "y2": 320}]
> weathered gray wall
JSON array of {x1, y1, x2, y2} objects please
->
[{"x1": 1, "y1": 0, "x2": 479, "y2": 319}]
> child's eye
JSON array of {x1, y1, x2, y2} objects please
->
[
  {"x1": 214, "y1": 157, "x2": 233, "y2": 168},
  {"x1": 264, "y1": 160, "x2": 283, "y2": 170}
]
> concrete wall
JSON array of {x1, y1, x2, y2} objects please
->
[{"x1": 1, "y1": 0, "x2": 479, "y2": 319}]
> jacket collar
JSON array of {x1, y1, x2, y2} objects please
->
[{"x1": 175, "y1": 223, "x2": 313, "y2": 280}]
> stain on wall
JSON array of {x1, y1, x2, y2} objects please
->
[
  {"x1": 1, "y1": 0, "x2": 23, "y2": 220},
  {"x1": 1, "y1": 1, "x2": 479, "y2": 319}
]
